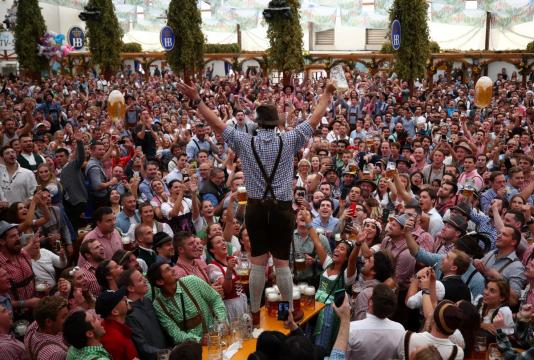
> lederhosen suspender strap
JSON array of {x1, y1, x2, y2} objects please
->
[
  {"x1": 465, "y1": 268, "x2": 479, "y2": 286},
  {"x1": 251, "y1": 136, "x2": 284, "y2": 200},
  {"x1": 483, "y1": 252, "x2": 519, "y2": 274},
  {"x1": 404, "y1": 330, "x2": 457, "y2": 360},
  {"x1": 179, "y1": 279, "x2": 208, "y2": 334}
]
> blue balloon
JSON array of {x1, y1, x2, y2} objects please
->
[{"x1": 55, "y1": 34, "x2": 65, "y2": 44}]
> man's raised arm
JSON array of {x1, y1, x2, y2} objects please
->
[
  {"x1": 177, "y1": 81, "x2": 227, "y2": 134},
  {"x1": 307, "y1": 82, "x2": 336, "y2": 129}
]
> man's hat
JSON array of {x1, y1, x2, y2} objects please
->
[
  {"x1": 433, "y1": 301, "x2": 464, "y2": 336},
  {"x1": 0, "y1": 221, "x2": 17, "y2": 238},
  {"x1": 396, "y1": 156, "x2": 412, "y2": 167},
  {"x1": 95, "y1": 287, "x2": 127, "y2": 318},
  {"x1": 355, "y1": 178, "x2": 377, "y2": 192},
  {"x1": 391, "y1": 213, "x2": 410, "y2": 227},
  {"x1": 254, "y1": 104, "x2": 280, "y2": 126},
  {"x1": 454, "y1": 142, "x2": 472, "y2": 154},
  {"x1": 153, "y1": 232, "x2": 172, "y2": 250},
  {"x1": 443, "y1": 214, "x2": 468, "y2": 233},
  {"x1": 450, "y1": 202, "x2": 472, "y2": 217}
]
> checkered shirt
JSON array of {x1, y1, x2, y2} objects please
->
[
  {"x1": 24, "y1": 321, "x2": 68, "y2": 360},
  {"x1": 0, "y1": 251, "x2": 35, "y2": 301},
  {"x1": 80, "y1": 262, "x2": 102, "y2": 299},
  {"x1": 222, "y1": 121, "x2": 314, "y2": 201}
]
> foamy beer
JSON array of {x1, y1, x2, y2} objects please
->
[
  {"x1": 295, "y1": 252, "x2": 306, "y2": 271},
  {"x1": 122, "y1": 236, "x2": 134, "y2": 251},
  {"x1": 348, "y1": 163, "x2": 357, "y2": 174},
  {"x1": 293, "y1": 289, "x2": 301, "y2": 312},
  {"x1": 385, "y1": 161, "x2": 397, "y2": 179},
  {"x1": 237, "y1": 186, "x2": 247, "y2": 205},
  {"x1": 474, "y1": 76, "x2": 493, "y2": 108},
  {"x1": 107, "y1": 90, "x2": 126, "y2": 125},
  {"x1": 266, "y1": 292, "x2": 280, "y2": 317},
  {"x1": 235, "y1": 268, "x2": 250, "y2": 285},
  {"x1": 365, "y1": 136, "x2": 374, "y2": 148},
  {"x1": 35, "y1": 281, "x2": 48, "y2": 298},
  {"x1": 303, "y1": 286, "x2": 315, "y2": 310},
  {"x1": 462, "y1": 179, "x2": 475, "y2": 198}
]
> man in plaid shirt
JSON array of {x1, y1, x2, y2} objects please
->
[{"x1": 177, "y1": 80, "x2": 336, "y2": 325}]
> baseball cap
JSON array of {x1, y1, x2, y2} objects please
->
[{"x1": 95, "y1": 287, "x2": 127, "y2": 318}]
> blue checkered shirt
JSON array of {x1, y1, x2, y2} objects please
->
[{"x1": 222, "y1": 122, "x2": 314, "y2": 202}]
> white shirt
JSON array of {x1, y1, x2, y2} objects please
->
[
  {"x1": 126, "y1": 221, "x2": 174, "y2": 242},
  {"x1": 473, "y1": 295, "x2": 515, "y2": 335},
  {"x1": 427, "y1": 207, "x2": 444, "y2": 238},
  {"x1": 397, "y1": 331, "x2": 464, "y2": 360},
  {"x1": 0, "y1": 164, "x2": 37, "y2": 205},
  {"x1": 348, "y1": 313, "x2": 405, "y2": 360},
  {"x1": 31, "y1": 249, "x2": 66, "y2": 288},
  {"x1": 161, "y1": 197, "x2": 193, "y2": 220},
  {"x1": 406, "y1": 281, "x2": 446, "y2": 310}
]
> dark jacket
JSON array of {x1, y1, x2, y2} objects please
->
[
  {"x1": 126, "y1": 297, "x2": 168, "y2": 360},
  {"x1": 199, "y1": 180, "x2": 227, "y2": 205},
  {"x1": 60, "y1": 140, "x2": 87, "y2": 205},
  {"x1": 442, "y1": 275, "x2": 472, "y2": 303}
]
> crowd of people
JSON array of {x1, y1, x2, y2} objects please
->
[{"x1": 0, "y1": 63, "x2": 534, "y2": 360}]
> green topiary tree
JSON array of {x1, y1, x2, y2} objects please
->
[
  {"x1": 122, "y1": 42, "x2": 142, "y2": 52},
  {"x1": 388, "y1": 0, "x2": 430, "y2": 95},
  {"x1": 265, "y1": 0, "x2": 304, "y2": 84},
  {"x1": 14, "y1": 0, "x2": 48, "y2": 77},
  {"x1": 166, "y1": 0, "x2": 204, "y2": 80},
  {"x1": 527, "y1": 40, "x2": 534, "y2": 53},
  {"x1": 84, "y1": 0, "x2": 123, "y2": 78}
]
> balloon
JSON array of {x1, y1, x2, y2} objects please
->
[
  {"x1": 474, "y1": 76, "x2": 493, "y2": 108},
  {"x1": 55, "y1": 34, "x2": 65, "y2": 45},
  {"x1": 107, "y1": 90, "x2": 126, "y2": 125}
]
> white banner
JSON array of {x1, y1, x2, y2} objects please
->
[{"x1": 0, "y1": 32, "x2": 15, "y2": 52}]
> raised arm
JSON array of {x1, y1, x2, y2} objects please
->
[
  {"x1": 177, "y1": 82, "x2": 227, "y2": 135},
  {"x1": 307, "y1": 82, "x2": 336, "y2": 129},
  {"x1": 302, "y1": 209, "x2": 327, "y2": 265}
]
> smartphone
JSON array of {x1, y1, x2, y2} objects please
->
[
  {"x1": 183, "y1": 174, "x2": 190, "y2": 183},
  {"x1": 441, "y1": 134, "x2": 447, "y2": 141},
  {"x1": 334, "y1": 289, "x2": 346, "y2": 308},
  {"x1": 133, "y1": 171, "x2": 140, "y2": 178},
  {"x1": 277, "y1": 301, "x2": 290, "y2": 321},
  {"x1": 349, "y1": 203, "x2": 357, "y2": 216}
]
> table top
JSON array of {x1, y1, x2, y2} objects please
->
[{"x1": 202, "y1": 301, "x2": 325, "y2": 360}]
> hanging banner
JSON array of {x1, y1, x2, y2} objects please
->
[
  {"x1": 160, "y1": 26, "x2": 175, "y2": 51},
  {"x1": 67, "y1": 26, "x2": 85, "y2": 50},
  {"x1": 391, "y1": 19, "x2": 401, "y2": 50}
]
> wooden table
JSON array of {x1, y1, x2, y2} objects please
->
[{"x1": 202, "y1": 301, "x2": 325, "y2": 360}]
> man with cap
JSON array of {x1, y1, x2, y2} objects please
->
[
  {"x1": 395, "y1": 156, "x2": 412, "y2": 175},
  {"x1": 0, "y1": 221, "x2": 40, "y2": 309},
  {"x1": 96, "y1": 287, "x2": 138, "y2": 360},
  {"x1": 397, "y1": 300, "x2": 464, "y2": 360},
  {"x1": 452, "y1": 141, "x2": 474, "y2": 172},
  {"x1": 153, "y1": 232, "x2": 175, "y2": 265},
  {"x1": 431, "y1": 213, "x2": 468, "y2": 256},
  {"x1": 118, "y1": 269, "x2": 169, "y2": 359},
  {"x1": 63, "y1": 310, "x2": 111, "y2": 360},
  {"x1": 177, "y1": 80, "x2": 336, "y2": 325}
]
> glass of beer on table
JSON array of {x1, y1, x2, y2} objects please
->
[{"x1": 266, "y1": 292, "x2": 280, "y2": 317}]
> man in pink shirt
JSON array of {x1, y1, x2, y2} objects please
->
[
  {"x1": 173, "y1": 233, "x2": 224, "y2": 297},
  {"x1": 79, "y1": 207, "x2": 123, "y2": 266},
  {"x1": 457, "y1": 155, "x2": 483, "y2": 192}
]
